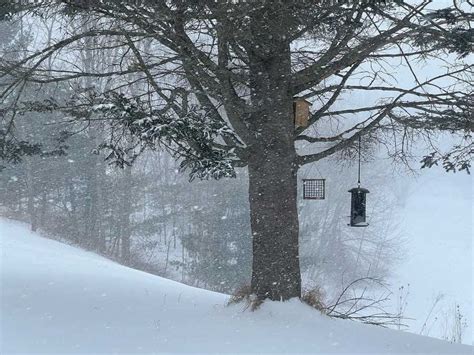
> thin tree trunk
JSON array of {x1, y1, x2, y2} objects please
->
[
  {"x1": 25, "y1": 158, "x2": 38, "y2": 232},
  {"x1": 39, "y1": 189, "x2": 47, "y2": 230},
  {"x1": 67, "y1": 176, "x2": 80, "y2": 243},
  {"x1": 83, "y1": 165, "x2": 98, "y2": 249},
  {"x1": 120, "y1": 165, "x2": 132, "y2": 264}
]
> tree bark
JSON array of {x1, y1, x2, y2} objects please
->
[
  {"x1": 248, "y1": 153, "x2": 301, "y2": 301},
  {"x1": 120, "y1": 165, "x2": 132, "y2": 264},
  {"x1": 25, "y1": 157, "x2": 38, "y2": 232},
  {"x1": 245, "y1": 18, "x2": 301, "y2": 300}
]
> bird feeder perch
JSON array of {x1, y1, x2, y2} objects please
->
[{"x1": 293, "y1": 97, "x2": 311, "y2": 128}]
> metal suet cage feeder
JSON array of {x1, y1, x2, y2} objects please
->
[{"x1": 303, "y1": 178, "x2": 325, "y2": 200}]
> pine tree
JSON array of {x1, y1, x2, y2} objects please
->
[{"x1": 1, "y1": 1, "x2": 472, "y2": 301}]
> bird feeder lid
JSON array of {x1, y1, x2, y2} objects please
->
[{"x1": 348, "y1": 187, "x2": 370, "y2": 193}]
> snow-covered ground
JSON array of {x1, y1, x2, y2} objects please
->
[
  {"x1": 391, "y1": 168, "x2": 472, "y2": 344},
  {"x1": 1, "y1": 219, "x2": 472, "y2": 354}
]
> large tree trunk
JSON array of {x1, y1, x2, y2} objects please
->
[
  {"x1": 246, "y1": 15, "x2": 301, "y2": 300},
  {"x1": 248, "y1": 152, "x2": 301, "y2": 301}
]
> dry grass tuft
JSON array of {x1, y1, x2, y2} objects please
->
[
  {"x1": 230, "y1": 285, "x2": 329, "y2": 312},
  {"x1": 301, "y1": 287, "x2": 327, "y2": 313},
  {"x1": 228, "y1": 285, "x2": 264, "y2": 311}
]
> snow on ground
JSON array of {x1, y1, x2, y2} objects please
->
[
  {"x1": 1, "y1": 219, "x2": 472, "y2": 354},
  {"x1": 391, "y1": 168, "x2": 473, "y2": 344}
]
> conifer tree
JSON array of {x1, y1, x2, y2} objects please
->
[{"x1": 1, "y1": 0, "x2": 472, "y2": 300}]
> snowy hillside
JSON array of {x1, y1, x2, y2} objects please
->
[
  {"x1": 1, "y1": 219, "x2": 472, "y2": 354},
  {"x1": 393, "y1": 168, "x2": 473, "y2": 344}
]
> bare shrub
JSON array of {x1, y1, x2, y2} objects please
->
[{"x1": 325, "y1": 277, "x2": 408, "y2": 328}]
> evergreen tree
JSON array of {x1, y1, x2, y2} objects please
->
[{"x1": 1, "y1": 0, "x2": 472, "y2": 301}]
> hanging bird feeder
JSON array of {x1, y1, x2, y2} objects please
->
[
  {"x1": 303, "y1": 178, "x2": 325, "y2": 200},
  {"x1": 348, "y1": 186, "x2": 369, "y2": 227},
  {"x1": 349, "y1": 135, "x2": 369, "y2": 227}
]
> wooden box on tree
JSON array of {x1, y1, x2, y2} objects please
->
[{"x1": 293, "y1": 97, "x2": 311, "y2": 128}]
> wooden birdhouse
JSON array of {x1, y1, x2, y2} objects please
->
[{"x1": 293, "y1": 97, "x2": 311, "y2": 128}]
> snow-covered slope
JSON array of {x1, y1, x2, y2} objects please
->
[
  {"x1": 393, "y1": 169, "x2": 472, "y2": 344},
  {"x1": 1, "y1": 219, "x2": 472, "y2": 354}
]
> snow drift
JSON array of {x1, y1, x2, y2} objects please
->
[{"x1": 1, "y1": 219, "x2": 472, "y2": 354}]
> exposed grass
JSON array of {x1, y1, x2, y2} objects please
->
[
  {"x1": 301, "y1": 287, "x2": 327, "y2": 313},
  {"x1": 228, "y1": 285, "x2": 263, "y2": 311}
]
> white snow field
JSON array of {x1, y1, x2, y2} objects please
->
[
  {"x1": 1, "y1": 219, "x2": 472, "y2": 354},
  {"x1": 393, "y1": 168, "x2": 473, "y2": 344}
]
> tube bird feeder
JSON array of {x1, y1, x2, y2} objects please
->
[
  {"x1": 348, "y1": 135, "x2": 369, "y2": 227},
  {"x1": 348, "y1": 187, "x2": 369, "y2": 227}
]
